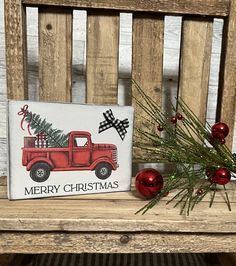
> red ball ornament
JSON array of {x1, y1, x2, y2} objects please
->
[
  {"x1": 170, "y1": 116, "x2": 177, "y2": 124},
  {"x1": 156, "y1": 124, "x2": 164, "y2": 132},
  {"x1": 211, "y1": 122, "x2": 229, "y2": 140},
  {"x1": 196, "y1": 188, "x2": 203, "y2": 195},
  {"x1": 211, "y1": 168, "x2": 231, "y2": 185},
  {"x1": 135, "y1": 168, "x2": 163, "y2": 199},
  {"x1": 176, "y1": 113, "x2": 183, "y2": 120}
]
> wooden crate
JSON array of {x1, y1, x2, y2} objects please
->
[{"x1": 2, "y1": 0, "x2": 236, "y2": 254}]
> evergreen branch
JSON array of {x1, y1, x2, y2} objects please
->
[
  {"x1": 223, "y1": 185, "x2": 231, "y2": 211},
  {"x1": 25, "y1": 112, "x2": 68, "y2": 147},
  {"x1": 209, "y1": 184, "x2": 217, "y2": 208},
  {"x1": 132, "y1": 80, "x2": 235, "y2": 215}
]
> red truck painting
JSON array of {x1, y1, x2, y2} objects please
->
[{"x1": 22, "y1": 131, "x2": 119, "y2": 182}]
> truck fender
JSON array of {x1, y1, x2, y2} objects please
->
[
  {"x1": 90, "y1": 157, "x2": 117, "y2": 170},
  {"x1": 26, "y1": 158, "x2": 54, "y2": 171}
]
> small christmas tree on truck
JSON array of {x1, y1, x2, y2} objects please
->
[{"x1": 18, "y1": 104, "x2": 68, "y2": 147}]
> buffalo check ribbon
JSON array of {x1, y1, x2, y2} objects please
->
[{"x1": 98, "y1": 109, "x2": 129, "y2": 141}]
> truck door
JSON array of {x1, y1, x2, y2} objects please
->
[{"x1": 72, "y1": 136, "x2": 91, "y2": 166}]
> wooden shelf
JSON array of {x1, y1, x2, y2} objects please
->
[{"x1": 1, "y1": 176, "x2": 236, "y2": 254}]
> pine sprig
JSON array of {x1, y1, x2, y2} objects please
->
[{"x1": 133, "y1": 80, "x2": 236, "y2": 214}]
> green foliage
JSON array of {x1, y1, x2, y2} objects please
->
[
  {"x1": 133, "y1": 80, "x2": 236, "y2": 215},
  {"x1": 25, "y1": 112, "x2": 69, "y2": 147}
]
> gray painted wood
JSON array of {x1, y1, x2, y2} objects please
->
[{"x1": 0, "y1": 4, "x2": 235, "y2": 176}]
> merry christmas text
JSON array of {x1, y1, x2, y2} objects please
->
[{"x1": 24, "y1": 181, "x2": 119, "y2": 196}]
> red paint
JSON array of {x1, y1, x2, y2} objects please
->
[
  {"x1": 211, "y1": 168, "x2": 231, "y2": 185},
  {"x1": 170, "y1": 116, "x2": 177, "y2": 124},
  {"x1": 135, "y1": 168, "x2": 163, "y2": 199},
  {"x1": 22, "y1": 131, "x2": 118, "y2": 182},
  {"x1": 211, "y1": 122, "x2": 229, "y2": 140}
]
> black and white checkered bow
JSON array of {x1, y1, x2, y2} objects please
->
[{"x1": 98, "y1": 109, "x2": 129, "y2": 141}]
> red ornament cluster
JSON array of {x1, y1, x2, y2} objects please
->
[
  {"x1": 206, "y1": 167, "x2": 231, "y2": 185},
  {"x1": 171, "y1": 113, "x2": 183, "y2": 124},
  {"x1": 156, "y1": 113, "x2": 184, "y2": 132},
  {"x1": 211, "y1": 122, "x2": 229, "y2": 144},
  {"x1": 135, "y1": 168, "x2": 164, "y2": 199}
]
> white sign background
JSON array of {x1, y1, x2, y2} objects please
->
[{"x1": 8, "y1": 101, "x2": 134, "y2": 199}]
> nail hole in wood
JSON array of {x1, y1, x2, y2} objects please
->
[
  {"x1": 46, "y1": 24, "x2": 52, "y2": 30},
  {"x1": 120, "y1": 235, "x2": 130, "y2": 244}
]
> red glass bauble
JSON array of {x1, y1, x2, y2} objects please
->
[
  {"x1": 176, "y1": 113, "x2": 183, "y2": 120},
  {"x1": 196, "y1": 189, "x2": 203, "y2": 195},
  {"x1": 170, "y1": 116, "x2": 177, "y2": 124},
  {"x1": 211, "y1": 122, "x2": 229, "y2": 140},
  {"x1": 156, "y1": 124, "x2": 164, "y2": 132},
  {"x1": 211, "y1": 168, "x2": 231, "y2": 185},
  {"x1": 135, "y1": 168, "x2": 164, "y2": 199}
]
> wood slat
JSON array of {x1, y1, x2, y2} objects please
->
[
  {"x1": 217, "y1": 0, "x2": 236, "y2": 150},
  {"x1": 38, "y1": 7, "x2": 72, "y2": 102},
  {"x1": 4, "y1": 0, "x2": 28, "y2": 100},
  {"x1": 1, "y1": 192, "x2": 236, "y2": 232},
  {"x1": 132, "y1": 13, "x2": 164, "y2": 159},
  {"x1": 0, "y1": 176, "x2": 6, "y2": 186},
  {"x1": 86, "y1": 12, "x2": 119, "y2": 104},
  {"x1": 178, "y1": 18, "x2": 213, "y2": 123},
  {"x1": 1, "y1": 232, "x2": 236, "y2": 254},
  {"x1": 22, "y1": 0, "x2": 230, "y2": 17}
]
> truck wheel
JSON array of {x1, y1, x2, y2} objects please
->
[
  {"x1": 95, "y1": 163, "x2": 112, "y2": 180},
  {"x1": 30, "y1": 163, "x2": 51, "y2": 183}
]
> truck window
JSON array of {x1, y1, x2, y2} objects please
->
[{"x1": 74, "y1": 137, "x2": 88, "y2": 147}]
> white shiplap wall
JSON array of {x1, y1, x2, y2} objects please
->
[{"x1": 0, "y1": 3, "x2": 235, "y2": 176}]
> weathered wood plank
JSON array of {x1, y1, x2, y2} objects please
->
[
  {"x1": 1, "y1": 231, "x2": 236, "y2": 254},
  {"x1": 217, "y1": 0, "x2": 236, "y2": 150},
  {"x1": 0, "y1": 196, "x2": 236, "y2": 232},
  {"x1": 4, "y1": 0, "x2": 28, "y2": 100},
  {"x1": 38, "y1": 7, "x2": 72, "y2": 102},
  {"x1": 22, "y1": 0, "x2": 230, "y2": 17},
  {"x1": 178, "y1": 18, "x2": 213, "y2": 123},
  {"x1": 132, "y1": 13, "x2": 164, "y2": 159},
  {"x1": 86, "y1": 12, "x2": 119, "y2": 104},
  {"x1": 0, "y1": 187, "x2": 7, "y2": 199},
  {"x1": 0, "y1": 176, "x2": 6, "y2": 186}
]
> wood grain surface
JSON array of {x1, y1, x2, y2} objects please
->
[
  {"x1": 1, "y1": 5, "x2": 236, "y2": 176},
  {"x1": 1, "y1": 1, "x2": 236, "y2": 256},
  {"x1": 132, "y1": 13, "x2": 164, "y2": 158},
  {"x1": 0, "y1": 175, "x2": 236, "y2": 234},
  {"x1": 1, "y1": 231, "x2": 236, "y2": 254},
  {"x1": 22, "y1": 0, "x2": 230, "y2": 17},
  {"x1": 178, "y1": 18, "x2": 213, "y2": 123},
  {"x1": 217, "y1": 0, "x2": 236, "y2": 150},
  {"x1": 1, "y1": 173, "x2": 236, "y2": 253},
  {"x1": 39, "y1": 7, "x2": 72, "y2": 102},
  {"x1": 86, "y1": 11, "x2": 119, "y2": 104},
  {"x1": 4, "y1": 0, "x2": 28, "y2": 100}
]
